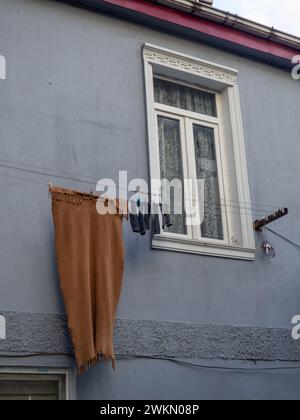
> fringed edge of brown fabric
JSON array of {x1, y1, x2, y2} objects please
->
[
  {"x1": 78, "y1": 353, "x2": 116, "y2": 374},
  {"x1": 49, "y1": 185, "x2": 100, "y2": 205},
  {"x1": 49, "y1": 185, "x2": 128, "y2": 219}
]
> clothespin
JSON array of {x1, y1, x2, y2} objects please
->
[
  {"x1": 48, "y1": 182, "x2": 53, "y2": 199},
  {"x1": 133, "y1": 188, "x2": 141, "y2": 207}
]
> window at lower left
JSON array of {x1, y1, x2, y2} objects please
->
[{"x1": 0, "y1": 374, "x2": 66, "y2": 400}]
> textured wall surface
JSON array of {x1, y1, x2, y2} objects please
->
[
  {"x1": 0, "y1": 0, "x2": 300, "y2": 399},
  {"x1": 0, "y1": 311, "x2": 300, "y2": 362}
]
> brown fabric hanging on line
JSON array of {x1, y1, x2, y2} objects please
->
[{"x1": 50, "y1": 185, "x2": 125, "y2": 372}]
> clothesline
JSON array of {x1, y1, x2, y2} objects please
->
[
  {"x1": 265, "y1": 227, "x2": 300, "y2": 250},
  {"x1": 0, "y1": 156, "x2": 281, "y2": 209},
  {"x1": 0, "y1": 171, "x2": 278, "y2": 220},
  {"x1": 0, "y1": 157, "x2": 284, "y2": 213},
  {"x1": 0, "y1": 168, "x2": 284, "y2": 218}
]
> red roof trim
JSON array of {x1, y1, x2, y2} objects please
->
[{"x1": 100, "y1": 0, "x2": 297, "y2": 61}]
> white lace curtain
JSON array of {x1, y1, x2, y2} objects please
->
[
  {"x1": 158, "y1": 116, "x2": 186, "y2": 235},
  {"x1": 193, "y1": 125, "x2": 223, "y2": 240},
  {"x1": 154, "y1": 77, "x2": 217, "y2": 117}
]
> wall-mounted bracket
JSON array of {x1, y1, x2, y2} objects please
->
[{"x1": 253, "y1": 208, "x2": 288, "y2": 232}]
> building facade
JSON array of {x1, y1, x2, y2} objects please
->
[{"x1": 0, "y1": 0, "x2": 300, "y2": 400}]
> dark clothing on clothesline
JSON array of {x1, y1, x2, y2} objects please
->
[
  {"x1": 160, "y1": 204, "x2": 173, "y2": 230},
  {"x1": 129, "y1": 200, "x2": 172, "y2": 236}
]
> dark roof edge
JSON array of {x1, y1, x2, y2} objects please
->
[
  {"x1": 154, "y1": 0, "x2": 300, "y2": 50},
  {"x1": 58, "y1": 0, "x2": 299, "y2": 70}
]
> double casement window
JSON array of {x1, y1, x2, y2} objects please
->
[
  {"x1": 155, "y1": 76, "x2": 225, "y2": 241},
  {"x1": 144, "y1": 44, "x2": 255, "y2": 260}
]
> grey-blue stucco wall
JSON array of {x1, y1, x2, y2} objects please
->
[{"x1": 0, "y1": 0, "x2": 300, "y2": 400}]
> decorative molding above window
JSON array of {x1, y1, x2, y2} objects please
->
[
  {"x1": 143, "y1": 44, "x2": 238, "y2": 86},
  {"x1": 143, "y1": 44, "x2": 255, "y2": 261}
]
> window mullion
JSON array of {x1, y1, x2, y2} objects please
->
[
  {"x1": 212, "y1": 125, "x2": 230, "y2": 244},
  {"x1": 184, "y1": 118, "x2": 201, "y2": 241},
  {"x1": 154, "y1": 103, "x2": 219, "y2": 125},
  {"x1": 179, "y1": 117, "x2": 193, "y2": 239}
]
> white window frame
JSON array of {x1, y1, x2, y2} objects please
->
[
  {"x1": 143, "y1": 43, "x2": 256, "y2": 260},
  {"x1": 0, "y1": 367, "x2": 76, "y2": 400}
]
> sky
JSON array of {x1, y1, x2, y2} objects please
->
[{"x1": 214, "y1": 0, "x2": 300, "y2": 37}]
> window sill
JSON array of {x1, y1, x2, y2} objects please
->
[{"x1": 152, "y1": 234, "x2": 256, "y2": 261}]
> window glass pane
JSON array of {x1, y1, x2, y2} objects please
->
[
  {"x1": 193, "y1": 124, "x2": 224, "y2": 240},
  {"x1": 154, "y1": 78, "x2": 217, "y2": 117},
  {"x1": 158, "y1": 116, "x2": 186, "y2": 235},
  {"x1": 0, "y1": 380, "x2": 59, "y2": 400}
]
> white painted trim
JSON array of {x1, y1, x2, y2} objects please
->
[
  {"x1": 0, "y1": 316, "x2": 5, "y2": 340},
  {"x1": 227, "y1": 86, "x2": 255, "y2": 250},
  {"x1": 144, "y1": 58, "x2": 161, "y2": 187},
  {"x1": 0, "y1": 55, "x2": 6, "y2": 80},
  {"x1": 143, "y1": 43, "x2": 238, "y2": 86},
  {"x1": 153, "y1": 234, "x2": 256, "y2": 261},
  {"x1": 143, "y1": 44, "x2": 255, "y2": 261},
  {"x1": 0, "y1": 367, "x2": 77, "y2": 400},
  {"x1": 154, "y1": 102, "x2": 219, "y2": 124}
]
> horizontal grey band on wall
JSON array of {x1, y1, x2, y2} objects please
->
[{"x1": 0, "y1": 311, "x2": 299, "y2": 362}]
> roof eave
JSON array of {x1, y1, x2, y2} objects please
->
[
  {"x1": 58, "y1": 0, "x2": 300, "y2": 69},
  {"x1": 154, "y1": 0, "x2": 300, "y2": 50}
]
